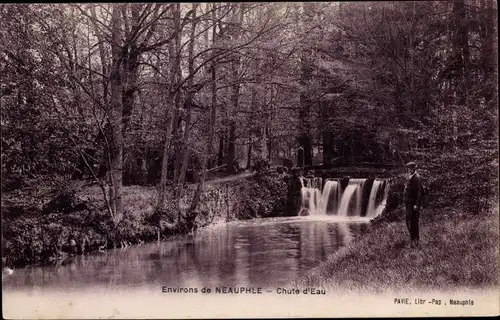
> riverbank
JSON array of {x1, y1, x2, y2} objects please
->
[
  {"x1": 294, "y1": 205, "x2": 499, "y2": 293},
  {"x1": 1, "y1": 172, "x2": 291, "y2": 268}
]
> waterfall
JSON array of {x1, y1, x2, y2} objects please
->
[
  {"x1": 337, "y1": 179, "x2": 366, "y2": 216},
  {"x1": 299, "y1": 177, "x2": 323, "y2": 216},
  {"x1": 374, "y1": 182, "x2": 390, "y2": 217},
  {"x1": 298, "y1": 176, "x2": 388, "y2": 218},
  {"x1": 312, "y1": 188, "x2": 322, "y2": 213},
  {"x1": 318, "y1": 180, "x2": 341, "y2": 215},
  {"x1": 366, "y1": 180, "x2": 383, "y2": 217}
]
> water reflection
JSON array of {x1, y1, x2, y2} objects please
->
[{"x1": 3, "y1": 218, "x2": 367, "y2": 291}]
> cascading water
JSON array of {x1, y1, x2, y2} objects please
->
[
  {"x1": 337, "y1": 179, "x2": 365, "y2": 216},
  {"x1": 318, "y1": 180, "x2": 341, "y2": 215},
  {"x1": 366, "y1": 180, "x2": 382, "y2": 217},
  {"x1": 299, "y1": 177, "x2": 323, "y2": 216},
  {"x1": 298, "y1": 177, "x2": 389, "y2": 218},
  {"x1": 373, "y1": 182, "x2": 390, "y2": 217}
]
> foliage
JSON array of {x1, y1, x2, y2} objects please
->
[
  {"x1": 2, "y1": 2, "x2": 497, "y2": 191},
  {"x1": 423, "y1": 143, "x2": 498, "y2": 213},
  {"x1": 2, "y1": 196, "x2": 110, "y2": 267},
  {"x1": 251, "y1": 156, "x2": 270, "y2": 174},
  {"x1": 1, "y1": 5, "x2": 97, "y2": 182},
  {"x1": 239, "y1": 175, "x2": 288, "y2": 219}
]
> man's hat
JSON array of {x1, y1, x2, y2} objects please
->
[{"x1": 405, "y1": 161, "x2": 417, "y2": 169}]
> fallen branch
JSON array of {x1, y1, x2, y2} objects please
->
[{"x1": 206, "y1": 164, "x2": 227, "y2": 173}]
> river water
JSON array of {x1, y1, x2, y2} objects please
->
[
  {"x1": 3, "y1": 216, "x2": 368, "y2": 292},
  {"x1": 4, "y1": 216, "x2": 498, "y2": 319}
]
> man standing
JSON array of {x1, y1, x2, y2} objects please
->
[{"x1": 403, "y1": 161, "x2": 424, "y2": 247}]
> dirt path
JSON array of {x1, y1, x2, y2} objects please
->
[{"x1": 188, "y1": 172, "x2": 255, "y2": 189}]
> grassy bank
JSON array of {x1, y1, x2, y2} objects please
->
[{"x1": 295, "y1": 206, "x2": 499, "y2": 293}]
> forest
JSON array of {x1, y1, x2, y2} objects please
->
[{"x1": 1, "y1": 1, "x2": 498, "y2": 269}]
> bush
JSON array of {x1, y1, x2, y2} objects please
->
[
  {"x1": 422, "y1": 144, "x2": 498, "y2": 213},
  {"x1": 239, "y1": 175, "x2": 288, "y2": 219},
  {"x1": 251, "y1": 157, "x2": 270, "y2": 174},
  {"x1": 377, "y1": 142, "x2": 498, "y2": 224}
]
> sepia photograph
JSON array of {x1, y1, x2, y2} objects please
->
[{"x1": 1, "y1": 1, "x2": 499, "y2": 318}]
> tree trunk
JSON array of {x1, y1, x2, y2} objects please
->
[
  {"x1": 298, "y1": 3, "x2": 314, "y2": 167},
  {"x1": 226, "y1": 122, "x2": 236, "y2": 173},
  {"x1": 246, "y1": 39, "x2": 259, "y2": 170},
  {"x1": 298, "y1": 134, "x2": 312, "y2": 167},
  {"x1": 172, "y1": 4, "x2": 183, "y2": 183},
  {"x1": 157, "y1": 94, "x2": 174, "y2": 209},
  {"x1": 157, "y1": 5, "x2": 182, "y2": 210},
  {"x1": 109, "y1": 4, "x2": 124, "y2": 223},
  {"x1": 267, "y1": 85, "x2": 275, "y2": 163},
  {"x1": 246, "y1": 144, "x2": 252, "y2": 169},
  {"x1": 121, "y1": 47, "x2": 139, "y2": 136},
  {"x1": 90, "y1": 5, "x2": 109, "y2": 108},
  {"x1": 189, "y1": 4, "x2": 218, "y2": 213},
  {"x1": 218, "y1": 136, "x2": 225, "y2": 166},
  {"x1": 225, "y1": 3, "x2": 245, "y2": 174},
  {"x1": 323, "y1": 131, "x2": 334, "y2": 165},
  {"x1": 90, "y1": 4, "x2": 111, "y2": 181},
  {"x1": 176, "y1": 4, "x2": 199, "y2": 207}
]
